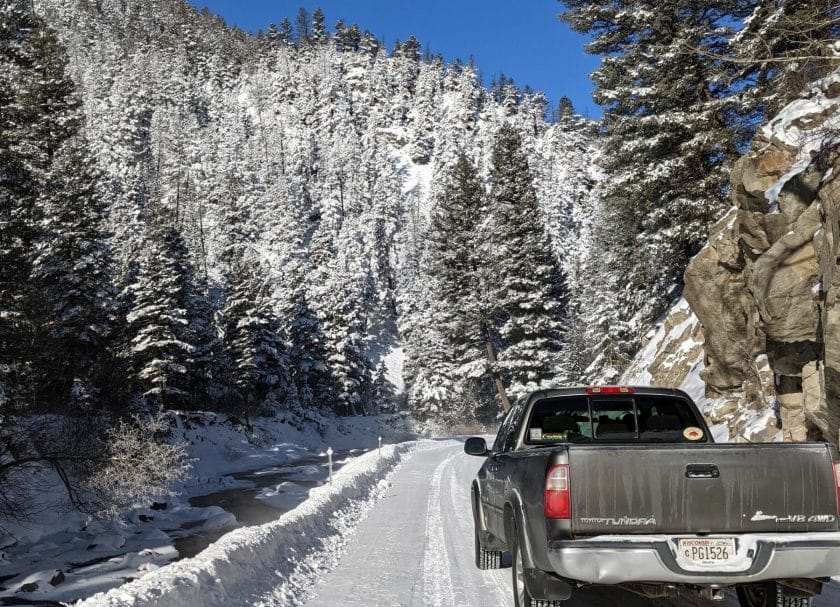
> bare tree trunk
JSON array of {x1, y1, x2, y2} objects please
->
[{"x1": 483, "y1": 326, "x2": 511, "y2": 412}]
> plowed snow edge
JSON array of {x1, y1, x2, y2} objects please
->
[{"x1": 76, "y1": 442, "x2": 419, "y2": 607}]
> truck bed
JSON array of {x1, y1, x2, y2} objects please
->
[{"x1": 565, "y1": 442, "x2": 839, "y2": 537}]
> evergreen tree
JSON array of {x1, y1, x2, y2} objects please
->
[
  {"x1": 730, "y1": 0, "x2": 839, "y2": 121},
  {"x1": 556, "y1": 95, "x2": 575, "y2": 122},
  {"x1": 279, "y1": 18, "x2": 293, "y2": 45},
  {"x1": 126, "y1": 224, "x2": 196, "y2": 407},
  {"x1": 287, "y1": 294, "x2": 337, "y2": 410},
  {"x1": 220, "y1": 254, "x2": 291, "y2": 416},
  {"x1": 317, "y1": 270, "x2": 374, "y2": 416},
  {"x1": 1, "y1": 7, "x2": 124, "y2": 411},
  {"x1": 334, "y1": 20, "x2": 361, "y2": 53},
  {"x1": 359, "y1": 30, "x2": 379, "y2": 57},
  {"x1": 372, "y1": 360, "x2": 397, "y2": 412},
  {"x1": 0, "y1": 2, "x2": 38, "y2": 409},
  {"x1": 184, "y1": 272, "x2": 220, "y2": 408},
  {"x1": 422, "y1": 153, "x2": 499, "y2": 419},
  {"x1": 266, "y1": 23, "x2": 281, "y2": 47},
  {"x1": 15, "y1": 13, "x2": 81, "y2": 176},
  {"x1": 295, "y1": 7, "x2": 310, "y2": 45},
  {"x1": 486, "y1": 124, "x2": 569, "y2": 398},
  {"x1": 29, "y1": 139, "x2": 122, "y2": 410},
  {"x1": 560, "y1": 1, "x2": 739, "y2": 377},
  {"x1": 400, "y1": 35, "x2": 421, "y2": 62},
  {"x1": 311, "y1": 7, "x2": 326, "y2": 45}
]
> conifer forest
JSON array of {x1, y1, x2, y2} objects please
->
[{"x1": 0, "y1": 0, "x2": 838, "y2": 521}]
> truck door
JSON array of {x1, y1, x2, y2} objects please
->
[{"x1": 486, "y1": 404, "x2": 526, "y2": 539}]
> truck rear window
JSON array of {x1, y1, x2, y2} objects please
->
[{"x1": 525, "y1": 395, "x2": 708, "y2": 444}]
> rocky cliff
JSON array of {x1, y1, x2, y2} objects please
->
[{"x1": 625, "y1": 68, "x2": 840, "y2": 444}]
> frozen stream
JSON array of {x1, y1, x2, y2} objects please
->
[
  {"x1": 174, "y1": 448, "x2": 367, "y2": 558},
  {"x1": 0, "y1": 448, "x2": 369, "y2": 606}
]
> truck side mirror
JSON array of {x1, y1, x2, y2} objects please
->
[{"x1": 464, "y1": 437, "x2": 489, "y2": 456}]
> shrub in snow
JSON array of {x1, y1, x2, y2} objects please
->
[{"x1": 87, "y1": 410, "x2": 189, "y2": 517}]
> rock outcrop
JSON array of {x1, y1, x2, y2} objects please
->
[{"x1": 684, "y1": 69, "x2": 840, "y2": 443}]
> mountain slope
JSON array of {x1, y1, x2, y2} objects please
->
[{"x1": 31, "y1": 0, "x2": 599, "y2": 420}]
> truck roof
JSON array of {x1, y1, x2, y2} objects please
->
[{"x1": 522, "y1": 386, "x2": 694, "y2": 405}]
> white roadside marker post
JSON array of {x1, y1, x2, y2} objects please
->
[
  {"x1": 378, "y1": 436, "x2": 382, "y2": 457},
  {"x1": 327, "y1": 446, "x2": 333, "y2": 485}
]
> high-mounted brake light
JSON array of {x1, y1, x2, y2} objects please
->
[
  {"x1": 586, "y1": 386, "x2": 634, "y2": 395},
  {"x1": 545, "y1": 464, "x2": 571, "y2": 520},
  {"x1": 833, "y1": 462, "x2": 840, "y2": 515}
]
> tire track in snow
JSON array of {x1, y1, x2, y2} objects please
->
[
  {"x1": 445, "y1": 451, "x2": 515, "y2": 607},
  {"x1": 421, "y1": 450, "x2": 458, "y2": 606}
]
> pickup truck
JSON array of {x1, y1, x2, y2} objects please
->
[{"x1": 464, "y1": 386, "x2": 840, "y2": 607}]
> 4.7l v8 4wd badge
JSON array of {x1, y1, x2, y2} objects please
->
[{"x1": 750, "y1": 511, "x2": 836, "y2": 523}]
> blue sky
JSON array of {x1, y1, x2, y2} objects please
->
[{"x1": 188, "y1": 1, "x2": 601, "y2": 119}]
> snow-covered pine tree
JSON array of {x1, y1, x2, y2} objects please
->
[
  {"x1": 423, "y1": 153, "x2": 498, "y2": 419},
  {"x1": 402, "y1": 293, "x2": 458, "y2": 422},
  {"x1": 29, "y1": 138, "x2": 123, "y2": 410},
  {"x1": 372, "y1": 360, "x2": 397, "y2": 411},
  {"x1": 0, "y1": 2, "x2": 39, "y2": 409},
  {"x1": 220, "y1": 252, "x2": 291, "y2": 416},
  {"x1": 14, "y1": 9, "x2": 81, "y2": 176},
  {"x1": 486, "y1": 124, "x2": 569, "y2": 399},
  {"x1": 532, "y1": 99, "x2": 598, "y2": 381},
  {"x1": 295, "y1": 7, "x2": 311, "y2": 45},
  {"x1": 730, "y1": 0, "x2": 839, "y2": 122},
  {"x1": 311, "y1": 7, "x2": 326, "y2": 45},
  {"x1": 126, "y1": 223, "x2": 196, "y2": 407},
  {"x1": 279, "y1": 18, "x2": 293, "y2": 46},
  {"x1": 184, "y1": 271, "x2": 221, "y2": 407},
  {"x1": 12, "y1": 13, "x2": 124, "y2": 410},
  {"x1": 316, "y1": 265, "x2": 375, "y2": 416},
  {"x1": 287, "y1": 293, "x2": 337, "y2": 411},
  {"x1": 559, "y1": 0, "x2": 738, "y2": 379}
]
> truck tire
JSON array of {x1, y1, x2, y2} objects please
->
[
  {"x1": 474, "y1": 525, "x2": 502, "y2": 569},
  {"x1": 736, "y1": 582, "x2": 812, "y2": 607},
  {"x1": 511, "y1": 534, "x2": 563, "y2": 607}
]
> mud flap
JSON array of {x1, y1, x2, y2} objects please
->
[{"x1": 524, "y1": 568, "x2": 572, "y2": 602}]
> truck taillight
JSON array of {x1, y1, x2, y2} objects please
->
[
  {"x1": 545, "y1": 464, "x2": 571, "y2": 520},
  {"x1": 834, "y1": 462, "x2": 840, "y2": 514}
]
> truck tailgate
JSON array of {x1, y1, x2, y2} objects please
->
[{"x1": 569, "y1": 443, "x2": 839, "y2": 536}]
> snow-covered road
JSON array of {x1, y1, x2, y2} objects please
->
[{"x1": 304, "y1": 440, "x2": 840, "y2": 607}]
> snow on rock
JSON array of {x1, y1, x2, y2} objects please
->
[
  {"x1": 761, "y1": 68, "x2": 840, "y2": 207},
  {"x1": 621, "y1": 298, "x2": 780, "y2": 443},
  {"x1": 680, "y1": 67, "x2": 840, "y2": 444},
  {"x1": 75, "y1": 441, "x2": 420, "y2": 607},
  {"x1": 621, "y1": 298, "x2": 703, "y2": 389}
]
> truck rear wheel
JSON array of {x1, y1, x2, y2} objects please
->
[
  {"x1": 736, "y1": 582, "x2": 812, "y2": 607},
  {"x1": 474, "y1": 525, "x2": 502, "y2": 569},
  {"x1": 511, "y1": 534, "x2": 563, "y2": 607}
]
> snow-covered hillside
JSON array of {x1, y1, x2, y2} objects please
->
[{"x1": 28, "y1": 0, "x2": 598, "y2": 422}]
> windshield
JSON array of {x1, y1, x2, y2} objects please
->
[{"x1": 525, "y1": 395, "x2": 708, "y2": 445}]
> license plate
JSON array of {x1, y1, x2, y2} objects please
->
[{"x1": 677, "y1": 538, "x2": 736, "y2": 566}]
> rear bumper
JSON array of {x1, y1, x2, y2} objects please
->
[{"x1": 547, "y1": 532, "x2": 840, "y2": 585}]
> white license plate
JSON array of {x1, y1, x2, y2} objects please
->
[{"x1": 677, "y1": 538, "x2": 736, "y2": 565}]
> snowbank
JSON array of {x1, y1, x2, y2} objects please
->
[{"x1": 76, "y1": 441, "x2": 418, "y2": 607}]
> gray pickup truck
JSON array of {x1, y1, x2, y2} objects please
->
[{"x1": 465, "y1": 386, "x2": 840, "y2": 607}]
